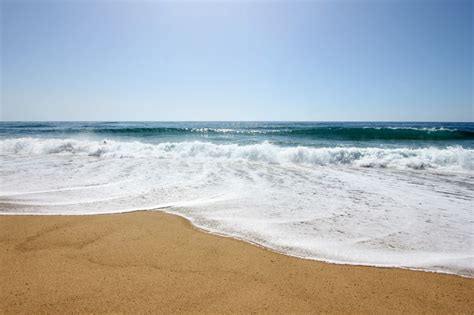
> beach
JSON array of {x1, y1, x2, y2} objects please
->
[
  {"x1": 1, "y1": 211, "x2": 472, "y2": 313},
  {"x1": 2, "y1": 122, "x2": 473, "y2": 276},
  {"x1": 2, "y1": 0, "x2": 473, "y2": 312}
]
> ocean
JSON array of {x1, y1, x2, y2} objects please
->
[{"x1": 1, "y1": 121, "x2": 473, "y2": 276}]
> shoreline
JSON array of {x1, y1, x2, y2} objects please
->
[
  {"x1": 166, "y1": 211, "x2": 474, "y2": 279},
  {"x1": 1, "y1": 211, "x2": 473, "y2": 313},
  {"x1": 2, "y1": 209, "x2": 471, "y2": 279}
]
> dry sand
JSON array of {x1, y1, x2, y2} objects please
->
[{"x1": 0, "y1": 211, "x2": 472, "y2": 313}]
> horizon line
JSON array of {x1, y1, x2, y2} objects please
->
[{"x1": 1, "y1": 120, "x2": 473, "y2": 123}]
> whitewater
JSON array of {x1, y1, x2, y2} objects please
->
[{"x1": 1, "y1": 122, "x2": 473, "y2": 276}]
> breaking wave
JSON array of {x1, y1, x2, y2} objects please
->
[{"x1": 2, "y1": 137, "x2": 473, "y2": 171}]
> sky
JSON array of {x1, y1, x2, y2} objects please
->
[{"x1": 1, "y1": 0, "x2": 472, "y2": 121}]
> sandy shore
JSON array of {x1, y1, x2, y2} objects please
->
[{"x1": 0, "y1": 211, "x2": 472, "y2": 313}]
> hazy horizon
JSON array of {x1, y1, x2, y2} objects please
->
[{"x1": 1, "y1": 119, "x2": 474, "y2": 123}]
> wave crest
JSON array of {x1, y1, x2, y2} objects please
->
[
  {"x1": 2, "y1": 138, "x2": 473, "y2": 171},
  {"x1": 89, "y1": 126, "x2": 474, "y2": 140},
  {"x1": 3, "y1": 124, "x2": 473, "y2": 140}
]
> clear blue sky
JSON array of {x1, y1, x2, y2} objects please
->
[{"x1": 1, "y1": 0, "x2": 472, "y2": 121}]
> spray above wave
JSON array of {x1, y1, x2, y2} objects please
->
[{"x1": 2, "y1": 138, "x2": 473, "y2": 171}]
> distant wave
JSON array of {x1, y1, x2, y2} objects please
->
[
  {"x1": 74, "y1": 126, "x2": 474, "y2": 141},
  {"x1": 281, "y1": 127, "x2": 473, "y2": 141},
  {"x1": 2, "y1": 126, "x2": 473, "y2": 140},
  {"x1": 2, "y1": 138, "x2": 473, "y2": 171}
]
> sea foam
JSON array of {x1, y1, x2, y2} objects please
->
[
  {"x1": 1, "y1": 137, "x2": 473, "y2": 276},
  {"x1": 1, "y1": 137, "x2": 473, "y2": 171}
]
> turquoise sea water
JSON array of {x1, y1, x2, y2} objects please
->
[{"x1": 1, "y1": 121, "x2": 473, "y2": 146}]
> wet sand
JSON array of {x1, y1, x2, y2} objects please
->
[{"x1": 0, "y1": 211, "x2": 472, "y2": 313}]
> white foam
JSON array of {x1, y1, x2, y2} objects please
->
[
  {"x1": 1, "y1": 138, "x2": 473, "y2": 171},
  {"x1": 1, "y1": 138, "x2": 473, "y2": 276}
]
